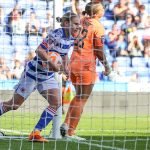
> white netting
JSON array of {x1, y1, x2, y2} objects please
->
[{"x1": 0, "y1": 0, "x2": 150, "y2": 150}]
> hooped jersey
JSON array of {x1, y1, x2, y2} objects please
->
[
  {"x1": 70, "y1": 17, "x2": 105, "y2": 72},
  {"x1": 26, "y1": 28, "x2": 74, "y2": 82}
]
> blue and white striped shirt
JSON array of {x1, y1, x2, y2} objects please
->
[{"x1": 26, "y1": 28, "x2": 74, "y2": 82}]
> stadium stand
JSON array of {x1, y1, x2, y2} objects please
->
[{"x1": 0, "y1": 0, "x2": 149, "y2": 84}]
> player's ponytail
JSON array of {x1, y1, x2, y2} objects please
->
[
  {"x1": 82, "y1": 10, "x2": 87, "y2": 16},
  {"x1": 56, "y1": 17, "x2": 62, "y2": 23}
]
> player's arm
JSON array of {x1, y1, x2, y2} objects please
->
[
  {"x1": 35, "y1": 36, "x2": 60, "y2": 72},
  {"x1": 94, "y1": 46, "x2": 111, "y2": 76},
  {"x1": 61, "y1": 54, "x2": 69, "y2": 77},
  {"x1": 93, "y1": 25, "x2": 111, "y2": 76}
]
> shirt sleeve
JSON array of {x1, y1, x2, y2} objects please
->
[
  {"x1": 40, "y1": 31, "x2": 55, "y2": 51},
  {"x1": 93, "y1": 23, "x2": 105, "y2": 47}
]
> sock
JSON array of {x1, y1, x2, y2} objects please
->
[
  {"x1": 64, "y1": 97, "x2": 87, "y2": 136},
  {"x1": 34, "y1": 106, "x2": 56, "y2": 131}
]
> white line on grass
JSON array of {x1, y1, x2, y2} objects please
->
[
  {"x1": 74, "y1": 140, "x2": 126, "y2": 150},
  {"x1": 0, "y1": 129, "x2": 29, "y2": 135}
]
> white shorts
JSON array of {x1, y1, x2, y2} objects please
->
[{"x1": 14, "y1": 72, "x2": 59, "y2": 99}]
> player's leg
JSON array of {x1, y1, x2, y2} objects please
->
[
  {"x1": 66, "y1": 84, "x2": 94, "y2": 135},
  {"x1": 0, "y1": 74, "x2": 35, "y2": 116},
  {"x1": 0, "y1": 93, "x2": 25, "y2": 116},
  {"x1": 61, "y1": 71, "x2": 95, "y2": 140},
  {"x1": 29, "y1": 77, "x2": 61, "y2": 142}
]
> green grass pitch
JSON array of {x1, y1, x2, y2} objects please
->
[{"x1": 0, "y1": 112, "x2": 150, "y2": 150}]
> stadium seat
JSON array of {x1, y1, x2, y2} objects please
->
[
  {"x1": 36, "y1": 9, "x2": 47, "y2": 19},
  {"x1": 28, "y1": 35, "x2": 43, "y2": 47},
  {"x1": 101, "y1": 20, "x2": 115, "y2": 30},
  {"x1": 0, "y1": 0, "x2": 15, "y2": 8},
  {"x1": 117, "y1": 20, "x2": 125, "y2": 27},
  {"x1": 116, "y1": 57, "x2": 131, "y2": 67},
  {"x1": 36, "y1": 1, "x2": 47, "y2": 10},
  {"x1": 0, "y1": 34, "x2": 11, "y2": 45},
  {"x1": 132, "y1": 57, "x2": 147, "y2": 68},
  {"x1": 12, "y1": 35, "x2": 27, "y2": 46},
  {"x1": 141, "y1": 0, "x2": 149, "y2": 3},
  {"x1": 0, "y1": 45, "x2": 14, "y2": 56}
]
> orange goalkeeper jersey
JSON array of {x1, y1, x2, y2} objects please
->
[{"x1": 70, "y1": 17, "x2": 105, "y2": 72}]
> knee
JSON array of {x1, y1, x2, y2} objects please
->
[{"x1": 4, "y1": 100, "x2": 21, "y2": 111}]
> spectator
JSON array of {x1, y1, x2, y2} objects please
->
[
  {"x1": 138, "y1": 5, "x2": 149, "y2": 28},
  {"x1": 25, "y1": 11, "x2": 40, "y2": 36},
  {"x1": 111, "y1": 60, "x2": 121, "y2": 75},
  {"x1": 40, "y1": 11, "x2": 53, "y2": 36},
  {"x1": 0, "y1": 57, "x2": 12, "y2": 80},
  {"x1": 11, "y1": 12, "x2": 26, "y2": 35},
  {"x1": 113, "y1": 0, "x2": 133, "y2": 21},
  {"x1": 111, "y1": 23, "x2": 121, "y2": 39},
  {"x1": 144, "y1": 40, "x2": 150, "y2": 58},
  {"x1": 128, "y1": 35, "x2": 144, "y2": 56},
  {"x1": 104, "y1": 32, "x2": 117, "y2": 58},
  {"x1": 5, "y1": 4, "x2": 25, "y2": 35},
  {"x1": 128, "y1": 25, "x2": 138, "y2": 42},
  {"x1": 72, "y1": 0, "x2": 86, "y2": 18},
  {"x1": 0, "y1": 6, "x2": 4, "y2": 34},
  {"x1": 116, "y1": 34, "x2": 128, "y2": 56},
  {"x1": 108, "y1": 60, "x2": 123, "y2": 82},
  {"x1": 127, "y1": 0, "x2": 139, "y2": 16},
  {"x1": 11, "y1": 59, "x2": 24, "y2": 79},
  {"x1": 134, "y1": 15, "x2": 143, "y2": 29},
  {"x1": 121, "y1": 14, "x2": 135, "y2": 35}
]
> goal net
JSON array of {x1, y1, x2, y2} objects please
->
[{"x1": 0, "y1": 0, "x2": 150, "y2": 150}]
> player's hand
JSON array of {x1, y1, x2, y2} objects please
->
[
  {"x1": 103, "y1": 66, "x2": 111, "y2": 76},
  {"x1": 48, "y1": 62, "x2": 62, "y2": 72}
]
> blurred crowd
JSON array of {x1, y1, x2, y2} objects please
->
[{"x1": 0, "y1": 0, "x2": 150, "y2": 83}]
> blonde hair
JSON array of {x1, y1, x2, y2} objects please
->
[
  {"x1": 83, "y1": 2, "x2": 103, "y2": 16},
  {"x1": 56, "y1": 12, "x2": 78, "y2": 27}
]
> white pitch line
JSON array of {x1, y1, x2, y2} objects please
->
[
  {"x1": 0, "y1": 129, "x2": 29, "y2": 135},
  {"x1": 77, "y1": 140, "x2": 126, "y2": 150}
]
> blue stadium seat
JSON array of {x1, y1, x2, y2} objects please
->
[
  {"x1": 117, "y1": 20, "x2": 125, "y2": 27},
  {"x1": 0, "y1": 45, "x2": 14, "y2": 56},
  {"x1": 101, "y1": 20, "x2": 115, "y2": 30},
  {"x1": 0, "y1": 34, "x2": 11, "y2": 45},
  {"x1": 0, "y1": 0, "x2": 15, "y2": 8},
  {"x1": 36, "y1": 9, "x2": 47, "y2": 19},
  {"x1": 12, "y1": 35, "x2": 27, "y2": 46},
  {"x1": 116, "y1": 57, "x2": 131, "y2": 67},
  {"x1": 36, "y1": 1, "x2": 47, "y2": 10},
  {"x1": 28, "y1": 35, "x2": 43, "y2": 47},
  {"x1": 141, "y1": 0, "x2": 149, "y2": 3},
  {"x1": 132, "y1": 57, "x2": 147, "y2": 68}
]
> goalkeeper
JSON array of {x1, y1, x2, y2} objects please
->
[
  {"x1": 0, "y1": 12, "x2": 81, "y2": 142},
  {"x1": 60, "y1": 2, "x2": 112, "y2": 141}
]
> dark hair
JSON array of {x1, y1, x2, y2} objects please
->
[
  {"x1": 139, "y1": 5, "x2": 145, "y2": 10},
  {"x1": 56, "y1": 12, "x2": 78, "y2": 27}
]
